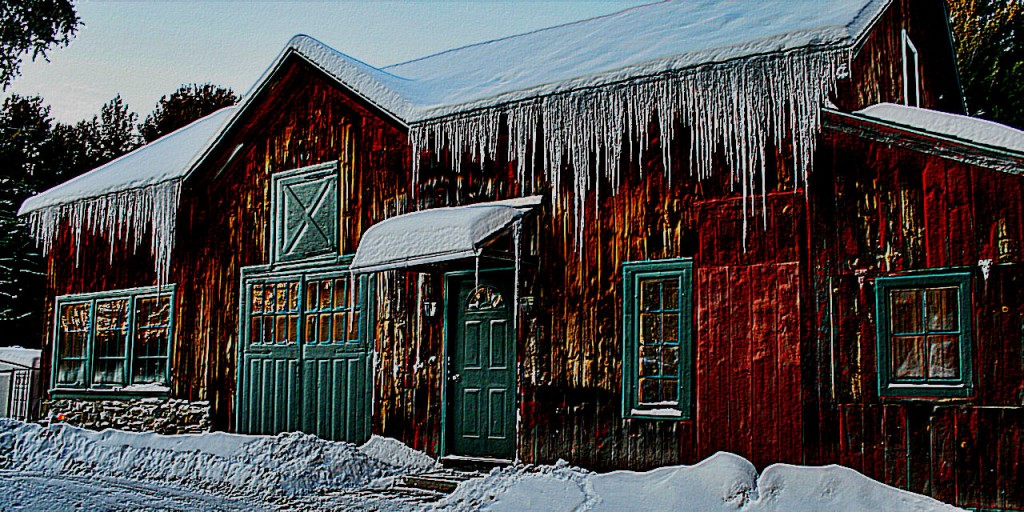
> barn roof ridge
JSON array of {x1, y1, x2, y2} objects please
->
[{"x1": 292, "y1": 0, "x2": 893, "y2": 122}]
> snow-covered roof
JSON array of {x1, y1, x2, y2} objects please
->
[
  {"x1": 17, "y1": 0, "x2": 897, "y2": 280},
  {"x1": 18, "y1": 107, "x2": 236, "y2": 215},
  {"x1": 279, "y1": 0, "x2": 890, "y2": 122},
  {"x1": 0, "y1": 346, "x2": 40, "y2": 369},
  {"x1": 854, "y1": 103, "x2": 1024, "y2": 155},
  {"x1": 350, "y1": 197, "x2": 539, "y2": 273}
]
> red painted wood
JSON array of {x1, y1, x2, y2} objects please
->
[
  {"x1": 751, "y1": 263, "x2": 778, "y2": 466},
  {"x1": 728, "y1": 265, "x2": 753, "y2": 460}
]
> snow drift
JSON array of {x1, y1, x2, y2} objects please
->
[
  {"x1": 440, "y1": 452, "x2": 963, "y2": 512},
  {"x1": 0, "y1": 419, "x2": 961, "y2": 510},
  {"x1": 0, "y1": 419, "x2": 435, "y2": 501}
]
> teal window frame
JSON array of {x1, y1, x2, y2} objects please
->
[
  {"x1": 271, "y1": 162, "x2": 340, "y2": 264},
  {"x1": 240, "y1": 258, "x2": 369, "y2": 352},
  {"x1": 622, "y1": 258, "x2": 694, "y2": 420},
  {"x1": 51, "y1": 284, "x2": 176, "y2": 395},
  {"x1": 875, "y1": 271, "x2": 973, "y2": 398}
]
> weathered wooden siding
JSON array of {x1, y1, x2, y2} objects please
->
[
  {"x1": 835, "y1": 0, "x2": 963, "y2": 114},
  {"x1": 808, "y1": 124, "x2": 1024, "y2": 510},
  {"x1": 174, "y1": 59, "x2": 411, "y2": 429},
  {"x1": 39, "y1": 58, "x2": 411, "y2": 430},
  {"x1": 509, "y1": 124, "x2": 812, "y2": 469}
]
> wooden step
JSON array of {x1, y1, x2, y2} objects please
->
[{"x1": 398, "y1": 469, "x2": 482, "y2": 494}]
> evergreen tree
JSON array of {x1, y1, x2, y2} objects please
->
[
  {"x1": 0, "y1": 96, "x2": 55, "y2": 343},
  {"x1": 140, "y1": 83, "x2": 237, "y2": 143}
]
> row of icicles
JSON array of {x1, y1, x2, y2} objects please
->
[
  {"x1": 26, "y1": 46, "x2": 849, "y2": 279},
  {"x1": 410, "y1": 47, "x2": 849, "y2": 247}
]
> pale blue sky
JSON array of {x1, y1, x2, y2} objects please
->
[{"x1": 5, "y1": 1, "x2": 650, "y2": 123}]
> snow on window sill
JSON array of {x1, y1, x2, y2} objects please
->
[{"x1": 630, "y1": 407, "x2": 684, "y2": 418}]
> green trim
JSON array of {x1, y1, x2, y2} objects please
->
[
  {"x1": 242, "y1": 254, "x2": 354, "y2": 277},
  {"x1": 51, "y1": 284, "x2": 176, "y2": 397},
  {"x1": 622, "y1": 258, "x2": 694, "y2": 420},
  {"x1": 875, "y1": 271, "x2": 973, "y2": 399}
]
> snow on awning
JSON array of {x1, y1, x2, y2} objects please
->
[
  {"x1": 350, "y1": 197, "x2": 540, "y2": 273},
  {"x1": 854, "y1": 103, "x2": 1024, "y2": 155},
  {"x1": 17, "y1": 107, "x2": 237, "y2": 282}
]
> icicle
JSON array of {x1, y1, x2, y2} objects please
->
[
  {"x1": 409, "y1": 47, "x2": 849, "y2": 253},
  {"x1": 414, "y1": 272, "x2": 424, "y2": 375},
  {"x1": 512, "y1": 219, "x2": 522, "y2": 332},
  {"x1": 474, "y1": 253, "x2": 480, "y2": 292},
  {"x1": 25, "y1": 180, "x2": 182, "y2": 285}
]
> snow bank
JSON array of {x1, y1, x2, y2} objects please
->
[
  {"x1": 589, "y1": 452, "x2": 758, "y2": 511},
  {"x1": 359, "y1": 434, "x2": 438, "y2": 472},
  {"x1": 0, "y1": 419, "x2": 433, "y2": 500},
  {"x1": 753, "y1": 463, "x2": 958, "y2": 512},
  {"x1": 440, "y1": 452, "x2": 961, "y2": 512}
]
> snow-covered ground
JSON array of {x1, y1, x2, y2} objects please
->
[{"x1": 0, "y1": 419, "x2": 961, "y2": 511}]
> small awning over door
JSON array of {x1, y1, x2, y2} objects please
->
[{"x1": 350, "y1": 196, "x2": 540, "y2": 273}]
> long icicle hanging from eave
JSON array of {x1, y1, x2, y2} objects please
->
[
  {"x1": 24, "y1": 179, "x2": 182, "y2": 284},
  {"x1": 409, "y1": 47, "x2": 849, "y2": 248}
]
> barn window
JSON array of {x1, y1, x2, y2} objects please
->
[
  {"x1": 622, "y1": 258, "x2": 693, "y2": 419},
  {"x1": 875, "y1": 272, "x2": 973, "y2": 397},
  {"x1": 271, "y1": 162, "x2": 339, "y2": 263},
  {"x1": 52, "y1": 285, "x2": 175, "y2": 393}
]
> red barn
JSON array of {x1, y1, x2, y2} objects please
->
[{"x1": 18, "y1": 0, "x2": 1024, "y2": 509}]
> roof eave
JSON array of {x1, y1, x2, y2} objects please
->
[{"x1": 824, "y1": 107, "x2": 1024, "y2": 173}]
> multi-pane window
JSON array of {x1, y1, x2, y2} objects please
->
[
  {"x1": 53, "y1": 285, "x2": 175, "y2": 391},
  {"x1": 875, "y1": 272, "x2": 973, "y2": 397},
  {"x1": 245, "y1": 271, "x2": 364, "y2": 347},
  {"x1": 304, "y1": 276, "x2": 360, "y2": 344},
  {"x1": 249, "y1": 280, "x2": 301, "y2": 345},
  {"x1": 622, "y1": 259, "x2": 693, "y2": 419},
  {"x1": 133, "y1": 295, "x2": 173, "y2": 384}
]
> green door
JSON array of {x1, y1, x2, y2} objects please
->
[
  {"x1": 238, "y1": 276, "x2": 303, "y2": 435},
  {"x1": 237, "y1": 268, "x2": 371, "y2": 442},
  {"x1": 446, "y1": 271, "x2": 516, "y2": 459}
]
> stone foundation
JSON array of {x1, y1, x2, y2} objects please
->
[{"x1": 42, "y1": 397, "x2": 211, "y2": 434}]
